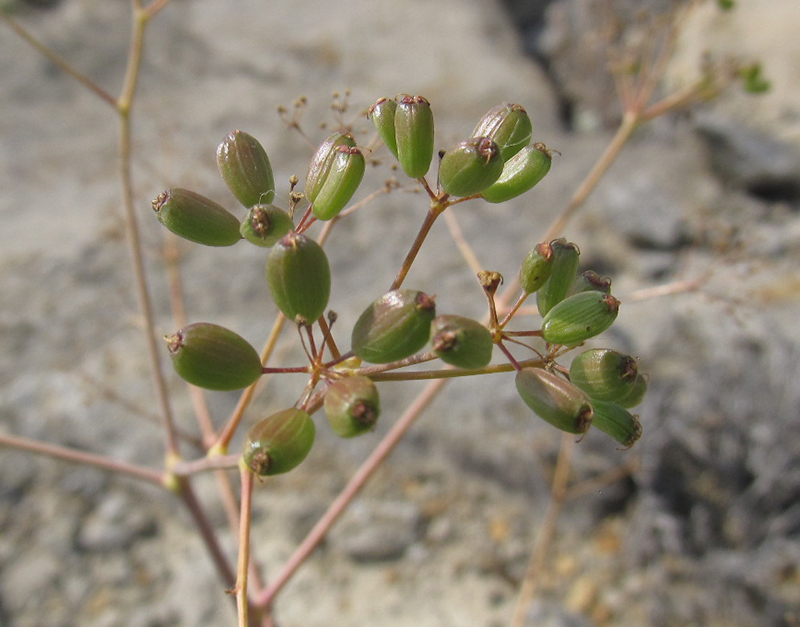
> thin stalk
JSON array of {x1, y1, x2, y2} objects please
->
[
  {"x1": 369, "y1": 358, "x2": 545, "y2": 382},
  {"x1": 541, "y1": 110, "x2": 639, "y2": 243},
  {"x1": 509, "y1": 434, "x2": 574, "y2": 627},
  {"x1": 0, "y1": 432, "x2": 164, "y2": 486},
  {"x1": 254, "y1": 377, "x2": 448, "y2": 609},
  {"x1": 390, "y1": 199, "x2": 448, "y2": 290},
  {"x1": 236, "y1": 466, "x2": 255, "y2": 627},
  {"x1": 0, "y1": 12, "x2": 116, "y2": 107}
]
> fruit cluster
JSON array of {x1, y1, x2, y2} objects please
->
[{"x1": 153, "y1": 95, "x2": 646, "y2": 477}]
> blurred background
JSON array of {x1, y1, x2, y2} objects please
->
[{"x1": 1, "y1": 0, "x2": 799, "y2": 625}]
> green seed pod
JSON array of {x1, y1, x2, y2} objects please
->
[
  {"x1": 515, "y1": 367, "x2": 593, "y2": 435},
  {"x1": 305, "y1": 132, "x2": 357, "y2": 205},
  {"x1": 240, "y1": 204, "x2": 294, "y2": 248},
  {"x1": 519, "y1": 241, "x2": 555, "y2": 295},
  {"x1": 394, "y1": 94, "x2": 435, "y2": 179},
  {"x1": 481, "y1": 143, "x2": 552, "y2": 204},
  {"x1": 351, "y1": 289, "x2": 436, "y2": 364},
  {"x1": 152, "y1": 188, "x2": 241, "y2": 247},
  {"x1": 536, "y1": 238, "x2": 580, "y2": 317},
  {"x1": 590, "y1": 399, "x2": 642, "y2": 448},
  {"x1": 311, "y1": 144, "x2": 366, "y2": 221},
  {"x1": 618, "y1": 373, "x2": 648, "y2": 409},
  {"x1": 242, "y1": 408, "x2": 316, "y2": 476},
  {"x1": 568, "y1": 270, "x2": 612, "y2": 296},
  {"x1": 541, "y1": 291, "x2": 620, "y2": 346},
  {"x1": 266, "y1": 232, "x2": 331, "y2": 325},
  {"x1": 324, "y1": 375, "x2": 381, "y2": 438},
  {"x1": 569, "y1": 348, "x2": 638, "y2": 402},
  {"x1": 439, "y1": 137, "x2": 504, "y2": 198},
  {"x1": 368, "y1": 97, "x2": 399, "y2": 157},
  {"x1": 164, "y1": 322, "x2": 262, "y2": 391},
  {"x1": 431, "y1": 314, "x2": 494, "y2": 369},
  {"x1": 216, "y1": 130, "x2": 275, "y2": 207},
  {"x1": 471, "y1": 103, "x2": 533, "y2": 162}
]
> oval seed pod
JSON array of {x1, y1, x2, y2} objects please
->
[
  {"x1": 369, "y1": 97, "x2": 399, "y2": 157},
  {"x1": 431, "y1": 314, "x2": 494, "y2": 369},
  {"x1": 569, "y1": 348, "x2": 638, "y2": 402},
  {"x1": 216, "y1": 130, "x2": 275, "y2": 207},
  {"x1": 351, "y1": 289, "x2": 436, "y2": 364},
  {"x1": 152, "y1": 188, "x2": 241, "y2": 247},
  {"x1": 394, "y1": 94, "x2": 435, "y2": 178},
  {"x1": 164, "y1": 322, "x2": 262, "y2": 391},
  {"x1": 305, "y1": 132, "x2": 357, "y2": 205},
  {"x1": 569, "y1": 270, "x2": 612, "y2": 296},
  {"x1": 242, "y1": 408, "x2": 316, "y2": 476},
  {"x1": 618, "y1": 373, "x2": 648, "y2": 409},
  {"x1": 515, "y1": 367, "x2": 593, "y2": 435},
  {"x1": 266, "y1": 232, "x2": 331, "y2": 325},
  {"x1": 541, "y1": 291, "x2": 620, "y2": 346},
  {"x1": 240, "y1": 204, "x2": 294, "y2": 248},
  {"x1": 590, "y1": 399, "x2": 642, "y2": 448},
  {"x1": 536, "y1": 238, "x2": 580, "y2": 317},
  {"x1": 439, "y1": 137, "x2": 504, "y2": 198},
  {"x1": 471, "y1": 103, "x2": 533, "y2": 162},
  {"x1": 481, "y1": 143, "x2": 552, "y2": 204},
  {"x1": 311, "y1": 145, "x2": 366, "y2": 221},
  {"x1": 324, "y1": 375, "x2": 381, "y2": 438},
  {"x1": 519, "y1": 241, "x2": 555, "y2": 295}
]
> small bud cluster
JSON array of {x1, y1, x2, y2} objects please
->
[{"x1": 153, "y1": 95, "x2": 647, "y2": 476}]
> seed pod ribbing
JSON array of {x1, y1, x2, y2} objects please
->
[
  {"x1": 481, "y1": 143, "x2": 552, "y2": 204},
  {"x1": 536, "y1": 238, "x2": 580, "y2": 317},
  {"x1": 324, "y1": 376, "x2": 381, "y2": 438},
  {"x1": 431, "y1": 314, "x2": 494, "y2": 369},
  {"x1": 590, "y1": 399, "x2": 642, "y2": 448},
  {"x1": 164, "y1": 322, "x2": 262, "y2": 391},
  {"x1": 569, "y1": 348, "x2": 638, "y2": 402},
  {"x1": 240, "y1": 204, "x2": 294, "y2": 248},
  {"x1": 216, "y1": 130, "x2": 275, "y2": 207},
  {"x1": 266, "y1": 232, "x2": 331, "y2": 325},
  {"x1": 439, "y1": 137, "x2": 504, "y2": 198},
  {"x1": 394, "y1": 94, "x2": 435, "y2": 179},
  {"x1": 351, "y1": 290, "x2": 436, "y2": 364},
  {"x1": 515, "y1": 367, "x2": 593, "y2": 435},
  {"x1": 519, "y1": 242, "x2": 555, "y2": 295},
  {"x1": 541, "y1": 291, "x2": 620, "y2": 346},
  {"x1": 153, "y1": 188, "x2": 241, "y2": 247},
  {"x1": 242, "y1": 408, "x2": 316, "y2": 476},
  {"x1": 471, "y1": 103, "x2": 533, "y2": 162}
]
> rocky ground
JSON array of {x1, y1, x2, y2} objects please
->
[{"x1": 1, "y1": 0, "x2": 799, "y2": 626}]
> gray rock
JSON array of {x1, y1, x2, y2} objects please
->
[{"x1": 329, "y1": 500, "x2": 423, "y2": 562}]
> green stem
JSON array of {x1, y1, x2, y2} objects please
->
[{"x1": 390, "y1": 198, "x2": 449, "y2": 290}]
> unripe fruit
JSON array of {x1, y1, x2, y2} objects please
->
[
  {"x1": 541, "y1": 291, "x2": 620, "y2": 346},
  {"x1": 351, "y1": 289, "x2": 436, "y2": 364},
  {"x1": 242, "y1": 408, "x2": 316, "y2": 476},
  {"x1": 515, "y1": 367, "x2": 593, "y2": 435},
  {"x1": 439, "y1": 137, "x2": 504, "y2": 198},
  {"x1": 431, "y1": 314, "x2": 494, "y2": 369},
  {"x1": 311, "y1": 144, "x2": 365, "y2": 221},
  {"x1": 394, "y1": 94, "x2": 435, "y2": 178},
  {"x1": 519, "y1": 242, "x2": 554, "y2": 295},
  {"x1": 569, "y1": 348, "x2": 638, "y2": 402},
  {"x1": 471, "y1": 103, "x2": 533, "y2": 162},
  {"x1": 240, "y1": 204, "x2": 294, "y2": 248},
  {"x1": 266, "y1": 232, "x2": 331, "y2": 325},
  {"x1": 164, "y1": 322, "x2": 262, "y2": 391},
  {"x1": 324, "y1": 376, "x2": 381, "y2": 438},
  {"x1": 305, "y1": 133, "x2": 357, "y2": 206},
  {"x1": 536, "y1": 238, "x2": 580, "y2": 317},
  {"x1": 569, "y1": 270, "x2": 611, "y2": 296},
  {"x1": 618, "y1": 373, "x2": 648, "y2": 409},
  {"x1": 216, "y1": 130, "x2": 275, "y2": 207},
  {"x1": 369, "y1": 97, "x2": 399, "y2": 157},
  {"x1": 481, "y1": 143, "x2": 552, "y2": 204},
  {"x1": 152, "y1": 188, "x2": 241, "y2": 247},
  {"x1": 590, "y1": 399, "x2": 642, "y2": 448}
]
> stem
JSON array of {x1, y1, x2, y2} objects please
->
[
  {"x1": 509, "y1": 434, "x2": 574, "y2": 627},
  {"x1": 0, "y1": 12, "x2": 116, "y2": 107},
  {"x1": 541, "y1": 110, "x2": 639, "y2": 243},
  {"x1": 236, "y1": 466, "x2": 255, "y2": 627},
  {"x1": 254, "y1": 378, "x2": 448, "y2": 609},
  {"x1": 0, "y1": 432, "x2": 164, "y2": 486},
  {"x1": 390, "y1": 199, "x2": 448, "y2": 290}
]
